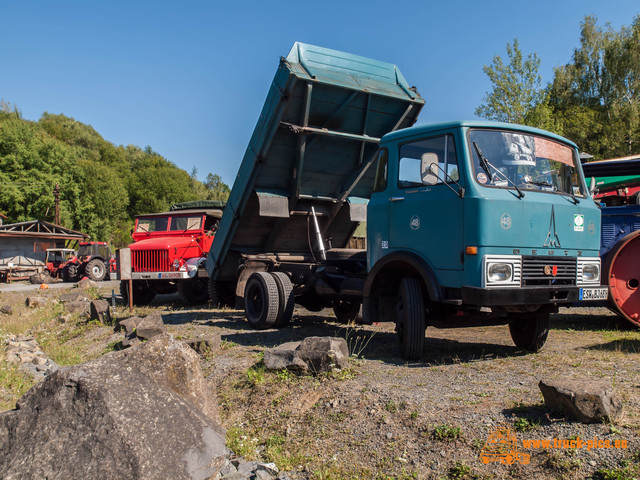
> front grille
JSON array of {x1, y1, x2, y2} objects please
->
[
  {"x1": 522, "y1": 256, "x2": 576, "y2": 286},
  {"x1": 132, "y1": 249, "x2": 170, "y2": 272}
]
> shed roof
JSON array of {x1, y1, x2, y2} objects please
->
[{"x1": 0, "y1": 220, "x2": 88, "y2": 240}]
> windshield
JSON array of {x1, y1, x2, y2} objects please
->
[
  {"x1": 169, "y1": 215, "x2": 202, "y2": 231},
  {"x1": 469, "y1": 129, "x2": 585, "y2": 197},
  {"x1": 136, "y1": 217, "x2": 169, "y2": 233}
]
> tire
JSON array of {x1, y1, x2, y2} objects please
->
[
  {"x1": 120, "y1": 280, "x2": 156, "y2": 306},
  {"x1": 244, "y1": 272, "x2": 279, "y2": 329},
  {"x1": 177, "y1": 276, "x2": 209, "y2": 305},
  {"x1": 64, "y1": 264, "x2": 79, "y2": 283},
  {"x1": 208, "y1": 279, "x2": 236, "y2": 308},
  {"x1": 396, "y1": 278, "x2": 426, "y2": 360},
  {"x1": 332, "y1": 300, "x2": 362, "y2": 324},
  {"x1": 271, "y1": 272, "x2": 294, "y2": 328},
  {"x1": 509, "y1": 312, "x2": 550, "y2": 352},
  {"x1": 85, "y1": 259, "x2": 106, "y2": 281}
]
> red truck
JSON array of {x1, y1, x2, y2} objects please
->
[{"x1": 119, "y1": 201, "x2": 224, "y2": 305}]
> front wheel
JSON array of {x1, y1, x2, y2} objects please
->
[
  {"x1": 396, "y1": 278, "x2": 426, "y2": 360},
  {"x1": 177, "y1": 276, "x2": 209, "y2": 305},
  {"x1": 509, "y1": 312, "x2": 550, "y2": 352},
  {"x1": 120, "y1": 280, "x2": 156, "y2": 306},
  {"x1": 85, "y1": 259, "x2": 106, "y2": 281}
]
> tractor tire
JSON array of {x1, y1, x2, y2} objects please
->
[
  {"x1": 63, "y1": 264, "x2": 79, "y2": 283},
  {"x1": 85, "y1": 259, "x2": 106, "y2": 281},
  {"x1": 177, "y1": 276, "x2": 209, "y2": 305},
  {"x1": 396, "y1": 278, "x2": 426, "y2": 360},
  {"x1": 509, "y1": 312, "x2": 550, "y2": 352},
  {"x1": 120, "y1": 280, "x2": 156, "y2": 306},
  {"x1": 332, "y1": 300, "x2": 362, "y2": 324},
  {"x1": 208, "y1": 279, "x2": 236, "y2": 308},
  {"x1": 271, "y1": 272, "x2": 294, "y2": 328},
  {"x1": 244, "y1": 272, "x2": 279, "y2": 329}
]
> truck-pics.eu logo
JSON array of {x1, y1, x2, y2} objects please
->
[{"x1": 480, "y1": 424, "x2": 530, "y2": 465}]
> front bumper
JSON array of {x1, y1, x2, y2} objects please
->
[
  {"x1": 461, "y1": 285, "x2": 607, "y2": 306},
  {"x1": 110, "y1": 269, "x2": 208, "y2": 281}
]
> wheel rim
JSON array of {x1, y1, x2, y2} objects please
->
[{"x1": 605, "y1": 231, "x2": 640, "y2": 326}]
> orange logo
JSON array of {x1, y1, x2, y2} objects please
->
[{"x1": 480, "y1": 424, "x2": 530, "y2": 465}]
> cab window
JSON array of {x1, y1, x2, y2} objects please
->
[{"x1": 398, "y1": 135, "x2": 458, "y2": 189}]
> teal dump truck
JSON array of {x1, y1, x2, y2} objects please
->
[{"x1": 207, "y1": 43, "x2": 605, "y2": 359}]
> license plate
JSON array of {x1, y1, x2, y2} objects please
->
[
  {"x1": 579, "y1": 287, "x2": 608, "y2": 301},
  {"x1": 159, "y1": 272, "x2": 182, "y2": 279}
]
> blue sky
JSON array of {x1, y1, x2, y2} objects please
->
[{"x1": 1, "y1": 1, "x2": 638, "y2": 186}]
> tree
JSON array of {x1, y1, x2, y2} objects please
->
[
  {"x1": 475, "y1": 39, "x2": 543, "y2": 124},
  {"x1": 204, "y1": 173, "x2": 230, "y2": 202}
]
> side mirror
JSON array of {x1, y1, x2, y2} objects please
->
[
  {"x1": 589, "y1": 177, "x2": 596, "y2": 196},
  {"x1": 421, "y1": 153, "x2": 440, "y2": 185}
]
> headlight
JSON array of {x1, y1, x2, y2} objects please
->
[
  {"x1": 582, "y1": 264, "x2": 599, "y2": 281},
  {"x1": 488, "y1": 263, "x2": 513, "y2": 282},
  {"x1": 483, "y1": 255, "x2": 522, "y2": 288},
  {"x1": 172, "y1": 259, "x2": 180, "y2": 270}
]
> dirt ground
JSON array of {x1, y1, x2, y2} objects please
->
[{"x1": 1, "y1": 285, "x2": 639, "y2": 480}]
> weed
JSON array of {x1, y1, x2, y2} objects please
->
[
  {"x1": 546, "y1": 451, "x2": 582, "y2": 473},
  {"x1": 409, "y1": 411, "x2": 419, "y2": 420},
  {"x1": 0, "y1": 358, "x2": 35, "y2": 411},
  {"x1": 594, "y1": 464, "x2": 639, "y2": 480},
  {"x1": 341, "y1": 326, "x2": 376, "y2": 358},
  {"x1": 226, "y1": 425, "x2": 260, "y2": 459},
  {"x1": 385, "y1": 401, "x2": 398, "y2": 413},
  {"x1": 431, "y1": 424, "x2": 462, "y2": 441},
  {"x1": 513, "y1": 417, "x2": 540, "y2": 432},
  {"x1": 245, "y1": 363, "x2": 266, "y2": 386},
  {"x1": 511, "y1": 401, "x2": 528, "y2": 413},
  {"x1": 276, "y1": 369, "x2": 295, "y2": 383},
  {"x1": 447, "y1": 461, "x2": 481, "y2": 479},
  {"x1": 221, "y1": 339, "x2": 237, "y2": 350}
]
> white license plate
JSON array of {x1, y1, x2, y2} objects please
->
[{"x1": 579, "y1": 287, "x2": 608, "y2": 301}]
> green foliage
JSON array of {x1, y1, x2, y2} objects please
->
[
  {"x1": 512, "y1": 417, "x2": 540, "y2": 432},
  {"x1": 0, "y1": 105, "x2": 230, "y2": 247},
  {"x1": 475, "y1": 38, "x2": 543, "y2": 124},
  {"x1": 431, "y1": 424, "x2": 462, "y2": 441}
]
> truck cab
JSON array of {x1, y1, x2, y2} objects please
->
[{"x1": 365, "y1": 121, "x2": 604, "y2": 358}]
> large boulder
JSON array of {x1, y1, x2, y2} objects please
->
[
  {"x1": 90, "y1": 299, "x2": 111, "y2": 324},
  {"x1": 539, "y1": 378, "x2": 623, "y2": 423},
  {"x1": 264, "y1": 336, "x2": 349, "y2": 375},
  {"x1": 0, "y1": 334, "x2": 228, "y2": 479}
]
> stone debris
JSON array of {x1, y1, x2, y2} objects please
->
[
  {"x1": 90, "y1": 299, "x2": 112, "y2": 324},
  {"x1": 63, "y1": 301, "x2": 90, "y2": 315},
  {"x1": 115, "y1": 314, "x2": 168, "y2": 348},
  {"x1": 0, "y1": 305, "x2": 12, "y2": 315},
  {"x1": 0, "y1": 334, "x2": 228, "y2": 479},
  {"x1": 25, "y1": 296, "x2": 51, "y2": 308},
  {"x1": 59, "y1": 292, "x2": 88, "y2": 303},
  {"x1": 3, "y1": 334, "x2": 59, "y2": 381},
  {"x1": 218, "y1": 458, "x2": 284, "y2": 480},
  {"x1": 264, "y1": 336, "x2": 349, "y2": 375},
  {"x1": 75, "y1": 278, "x2": 95, "y2": 289},
  {"x1": 539, "y1": 378, "x2": 623, "y2": 423},
  {"x1": 186, "y1": 335, "x2": 221, "y2": 356}
]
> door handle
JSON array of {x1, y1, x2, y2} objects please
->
[{"x1": 389, "y1": 197, "x2": 405, "y2": 202}]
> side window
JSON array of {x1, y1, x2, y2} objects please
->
[
  {"x1": 398, "y1": 135, "x2": 458, "y2": 189},
  {"x1": 372, "y1": 149, "x2": 388, "y2": 193}
]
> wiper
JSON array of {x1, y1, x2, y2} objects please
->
[
  {"x1": 473, "y1": 142, "x2": 525, "y2": 198},
  {"x1": 473, "y1": 142, "x2": 492, "y2": 181},
  {"x1": 559, "y1": 192, "x2": 580, "y2": 205}
]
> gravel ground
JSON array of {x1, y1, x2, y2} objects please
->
[{"x1": 2, "y1": 285, "x2": 639, "y2": 479}]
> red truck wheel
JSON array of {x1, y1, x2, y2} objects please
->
[{"x1": 603, "y1": 230, "x2": 640, "y2": 327}]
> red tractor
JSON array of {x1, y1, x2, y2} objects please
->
[
  {"x1": 30, "y1": 248, "x2": 77, "y2": 283},
  {"x1": 64, "y1": 241, "x2": 115, "y2": 282}
]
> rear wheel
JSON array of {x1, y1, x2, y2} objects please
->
[
  {"x1": 208, "y1": 279, "x2": 236, "y2": 308},
  {"x1": 244, "y1": 272, "x2": 279, "y2": 329},
  {"x1": 271, "y1": 272, "x2": 294, "y2": 328},
  {"x1": 509, "y1": 312, "x2": 550, "y2": 351},
  {"x1": 396, "y1": 278, "x2": 426, "y2": 360},
  {"x1": 85, "y1": 259, "x2": 106, "y2": 281},
  {"x1": 177, "y1": 276, "x2": 209, "y2": 305},
  {"x1": 120, "y1": 280, "x2": 156, "y2": 306},
  {"x1": 332, "y1": 300, "x2": 362, "y2": 324},
  {"x1": 63, "y1": 264, "x2": 79, "y2": 282}
]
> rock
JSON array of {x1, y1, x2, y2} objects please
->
[
  {"x1": 76, "y1": 278, "x2": 94, "y2": 289},
  {"x1": 135, "y1": 314, "x2": 167, "y2": 340},
  {"x1": 116, "y1": 316, "x2": 141, "y2": 335},
  {"x1": 186, "y1": 335, "x2": 221, "y2": 356},
  {"x1": 264, "y1": 337, "x2": 349, "y2": 375},
  {"x1": 121, "y1": 333, "x2": 142, "y2": 349},
  {"x1": 59, "y1": 293, "x2": 88, "y2": 303},
  {"x1": 90, "y1": 299, "x2": 111, "y2": 324},
  {"x1": 297, "y1": 337, "x2": 349, "y2": 373},
  {"x1": 0, "y1": 334, "x2": 228, "y2": 479},
  {"x1": 264, "y1": 342, "x2": 310, "y2": 374},
  {"x1": 63, "y1": 301, "x2": 90, "y2": 315},
  {"x1": 25, "y1": 296, "x2": 48, "y2": 308},
  {"x1": 539, "y1": 378, "x2": 623, "y2": 423},
  {"x1": 222, "y1": 473, "x2": 246, "y2": 480},
  {"x1": 0, "y1": 305, "x2": 12, "y2": 315},
  {"x1": 32, "y1": 356, "x2": 47, "y2": 366}
]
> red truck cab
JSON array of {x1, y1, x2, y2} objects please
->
[{"x1": 120, "y1": 202, "x2": 224, "y2": 305}]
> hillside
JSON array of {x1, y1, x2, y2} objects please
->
[{"x1": 0, "y1": 102, "x2": 229, "y2": 247}]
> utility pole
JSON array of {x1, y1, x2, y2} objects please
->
[{"x1": 54, "y1": 184, "x2": 60, "y2": 225}]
